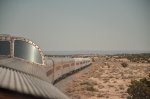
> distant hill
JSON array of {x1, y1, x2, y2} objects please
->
[{"x1": 44, "y1": 50, "x2": 150, "y2": 55}]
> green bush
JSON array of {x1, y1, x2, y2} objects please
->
[
  {"x1": 127, "y1": 78, "x2": 150, "y2": 99},
  {"x1": 121, "y1": 62, "x2": 128, "y2": 68}
]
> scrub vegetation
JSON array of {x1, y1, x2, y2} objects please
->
[
  {"x1": 127, "y1": 77, "x2": 150, "y2": 99},
  {"x1": 65, "y1": 54, "x2": 150, "y2": 99}
]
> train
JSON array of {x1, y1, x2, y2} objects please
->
[{"x1": 0, "y1": 34, "x2": 99, "y2": 99}]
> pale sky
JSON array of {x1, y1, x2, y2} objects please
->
[{"x1": 0, "y1": 0, "x2": 150, "y2": 51}]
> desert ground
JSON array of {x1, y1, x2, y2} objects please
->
[{"x1": 64, "y1": 55, "x2": 150, "y2": 99}]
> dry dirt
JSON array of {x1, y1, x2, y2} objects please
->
[{"x1": 65, "y1": 56, "x2": 150, "y2": 99}]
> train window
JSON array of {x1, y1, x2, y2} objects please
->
[
  {"x1": 76, "y1": 63, "x2": 79, "y2": 65},
  {"x1": 47, "y1": 69, "x2": 53, "y2": 76},
  {"x1": 14, "y1": 40, "x2": 43, "y2": 64},
  {"x1": 63, "y1": 64, "x2": 70, "y2": 68},
  {"x1": 56, "y1": 65, "x2": 61, "y2": 70},
  {"x1": 71, "y1": 63, "x2": 75, "y2": 66},
  {"x1": 0, "y1": 41, "x2": 10, "y2": 55}
]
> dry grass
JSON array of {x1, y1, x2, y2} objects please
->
[{"x1": 66, "y1": 55, "x2": 150, "y2": 99}]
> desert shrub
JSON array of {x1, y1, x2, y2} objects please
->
[
  {"x1": 106, "y1": 57, "x2": 109, "y2": 60},
  {"x1": 127, "y1": 78, "x2": 150, "y2": 99},
  {"x1": 114, "y1": 54, "x2": 150, "y2": 63},
  {"x1": 121, "y1": 62, "x2": 128, "y2": 68},
  {"x1": 86, "y1": 86, "x2": 97, "y2": 92}
]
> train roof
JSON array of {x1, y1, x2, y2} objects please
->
[
  {"x1": 0, "y1": 65, "x2": 69, "y2": 99},
  {"x1": 0, "y1": 34, "x2": 69, "y2": 99},
  {"x1": 45, "y1": 57, "x2": 75, "y2": 66}
]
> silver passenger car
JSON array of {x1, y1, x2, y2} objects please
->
[
  {"x1": 45, "y1": 57, "x2": 92, "y2": 83},
  {"x1": 0, "y1": 34, "x2": 69, "y2": 99}
]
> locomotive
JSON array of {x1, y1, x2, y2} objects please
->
[{"x1": 0, "y1": 34, "x2": 93, "y2": 99}]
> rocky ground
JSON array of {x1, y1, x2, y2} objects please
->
[{"x1": 65, "y1": 56, "x2": 150, "y2": 99}]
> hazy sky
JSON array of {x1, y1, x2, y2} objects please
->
[{"x1": 0, "y1": 0, "x2": 150, "y2": 51}]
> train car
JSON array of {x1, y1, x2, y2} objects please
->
[
  {"x1": 45, "y1": 57, "x2": 63, "y2": 83},
  {"x1": 45, "y1": 57, "x2": 75, "y2": 82},
  {"x1": 0, "y1": 34, "x2": 92, "y2": 99},
  {"x1": 73, "y1": 58, "x2": 82, "y2": 70},
  {"x1": 83, "y1": 58, "x2": 92, "y2": 66},
  {"x1": 61, "y1": 58, "x2": 74, "y2": 77},
  {"x1": 45, "y1": 57, "x2": 92, "y2": 83},
  {"x1": 91, "y1": 56, "x2": 99, "y2": 62},
  {"x1": 0, "y1": 34, "x2": 69, "y2": 99}
]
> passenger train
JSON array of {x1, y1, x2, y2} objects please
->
[{"x1": 0, "y1": 34, "x2": 98, "y2": 99}]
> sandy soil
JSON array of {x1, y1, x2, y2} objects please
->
[{"x1": 65, "y1": 56, "x2": 150, "y2": 99}]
